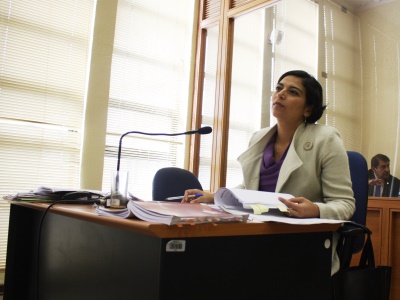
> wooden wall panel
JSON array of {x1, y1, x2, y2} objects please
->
[
  {"x1": 368, "y1": 209, "x2": 383, "y2": 264},
  {"x1": 353, "y1": 198, "x2": 400, "y2": 300},
  {"x1": 389, "y1": 210, "x2": 400, "y2": 299},
  {"x1": 350, "y1": 209, "x2": 382, "y2": 265}
]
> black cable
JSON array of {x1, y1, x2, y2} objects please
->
[{"x1": 35, "y1": 197, "x2": 101, "y2": 300}]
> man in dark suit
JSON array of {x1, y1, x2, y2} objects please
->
[{"x1": 368, "y1": 153, "x2": 400, "y2": 197}]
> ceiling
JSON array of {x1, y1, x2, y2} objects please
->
[{"x1": 336, "y1": 0, "x2": 395, "y2": 11}]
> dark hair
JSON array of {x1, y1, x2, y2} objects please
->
[
  {"x1": 278, "y1": 70, "x2": 327, "y2": 124},
  {"x1": 371, "y1": 154, "x2": 390, "y2": 168}
]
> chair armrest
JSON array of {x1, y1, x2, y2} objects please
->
[
  {"x1": 338, "y1": 221, "x2": 371, "y2": 236},
  {"x1": 336, "y1": 222, "x2": 370, "y2": 270}
]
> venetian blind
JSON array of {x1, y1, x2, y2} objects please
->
[
  {"x1": 322, "y1": 0, "x2": 362, "y2": 151},
  {"x1": 102, "y1": 0, "x2": 196, "y2": 200},
  {"x1": 0, "y1": 0, "x2": 94, "y2": 271}
]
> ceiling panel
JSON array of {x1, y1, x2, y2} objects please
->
[{"x1": 335, "y1": 0, "x2": 395, "y2": 11}]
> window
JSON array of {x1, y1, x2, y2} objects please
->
[
  {"x1": 322, "y1": 0, "x2": 362, "y2": 151},
  {"x1": 0, "y1": 0, "x2": 196, "y2": 279},
  {"x1": 198, "y1": 26, "x2": 219, "y2": 191},
  {"x1": 0, "y1": 0, "x2": 95, "y2": 274},
  {"x1": 102, "y1": 0, "x2": 196, "y2": 199},
  {"x1": 194, "y1": 0, "x2": 362, "y2": 190},
  {"x1": 226, "y1": 0, "x2": 319, "y2": 187}
]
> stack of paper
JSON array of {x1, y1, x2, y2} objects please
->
[{"x1": 96, "y1": 200, "x2": 248, "y2": 226}]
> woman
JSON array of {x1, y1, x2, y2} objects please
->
[
  {"x1": 184, "y1": 70, "x2": 356, "y2": 275},
  {"x1": 184, "y1": 70, "x2": 355, "y2": 220}
]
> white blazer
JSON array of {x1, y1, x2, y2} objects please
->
[{"x1": 237, "y1": 123, "x2": 355, "y2": 220}]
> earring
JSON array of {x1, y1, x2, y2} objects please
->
[{"x1": 304, "y1": 115, "x2": 307, "y2": 123}]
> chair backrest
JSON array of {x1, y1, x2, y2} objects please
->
[
  {"x1": 152, "y1": 167, "x2": 203, "y2": 201},
  {"x1": 346, "y1": 150, "x2": 369, "y2": 253},
  {"x1": 347, "y1": 151, "x2": 369, "y2": 225}
]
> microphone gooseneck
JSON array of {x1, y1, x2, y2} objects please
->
[{"x1": 116, "y1": 126, "x2": 212, "y2": 171}]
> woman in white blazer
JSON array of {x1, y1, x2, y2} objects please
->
[
  {"x1": 182, "y1": 70, "x2": 355, "y2": 274},
  {"x1": 184, "y1": 70, "x2": 355, "y2": 221},
  {"x1": 184, "y1": 70, "x2": 355, "y2": 275},
  {"x1": 235, "y1": 122, "x2": 355, "y2": 220}
]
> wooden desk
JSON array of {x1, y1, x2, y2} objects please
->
[
  {"x1": 5, "y1": 201, "x2": 340, "y2": 300},
  {"x1": 351, "y1": 197, "x2": 400, "y2": 300}
]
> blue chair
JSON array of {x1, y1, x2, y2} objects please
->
[
  {"x1": 152, "y1": 167, "x2": 203, "y2": 202},
  {"x1": 347, "y1": 151, "x2": 369, "y2": 228},
  {"x1": 332, "y1": 152, "x2": 392, "y2": 300},
  {"x1": 336, "y1": 151, "x2": 369, "y2": 269}
]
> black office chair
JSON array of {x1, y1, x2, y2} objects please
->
[
  {"x1": 152, "y1": 167, "x2": 203, "y2": 202},
  {"x1": 336, "y1": 151, "x2": 369, "y2": 269}
]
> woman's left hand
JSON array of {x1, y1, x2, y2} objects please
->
[{"x1": 278, "y1": 196, "x2": 320, "y2": 218}]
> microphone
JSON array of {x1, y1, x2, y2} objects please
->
[
  {"x1": 117, "y1": 126, "x2": 212, "y2": 171},
  {"x1": 108, "y1": 126, "x2": 212, "y2": 208}
]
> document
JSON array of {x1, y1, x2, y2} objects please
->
[
  {"x1": 96, "y1": 200, "x2": 248, "y2": 226},
  {"x1": 214, "y1": 187, "x2": 345, "y2": 225},
  {"x1": 214, "y1": 187, "x2": 292, "y2": 214}
]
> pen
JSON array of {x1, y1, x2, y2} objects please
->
[{"x1": 165, "y1": 193, "x2": 203, "y2": 201}]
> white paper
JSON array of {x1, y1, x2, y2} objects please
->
[
  {"x1": 250, "y1": 214, "x2": 345, "y2": 225},
  {"x1": 215, "y1": 187, "x2": 345, "y2": 225},
  {"x1": 215, "y1": 187, "x2": 293, "y2": 209}
]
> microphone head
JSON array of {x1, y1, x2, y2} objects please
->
[{"x1": 197, "y1": 126, "x2": 212, "y2": 135}]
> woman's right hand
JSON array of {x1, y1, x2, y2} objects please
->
[{"x1": 182, "y1": 189, "x2": 214, "y2": 204}]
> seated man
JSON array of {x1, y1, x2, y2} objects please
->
[{"x1": 368, "y1": 153, "x2": 400, "y2": 197}]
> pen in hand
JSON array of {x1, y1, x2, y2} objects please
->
[{"x1": 165, "y1": 193, "x2": 203, "y2": 201}]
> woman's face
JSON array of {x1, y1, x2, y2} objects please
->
[{"x1": 272, "y1": 75, "x2": 311, "y2": 126}]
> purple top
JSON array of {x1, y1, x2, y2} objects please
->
[{"x1": 259, "y1": 132, "x2": 289, "y2": 192}]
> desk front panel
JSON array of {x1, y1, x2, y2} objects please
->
[
  {"x1": 5, "y1": 203, "x2": 334, "y2": 300},
  {"x1": 159, "y1": 232, "x2": 332, "y2": 299}
]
